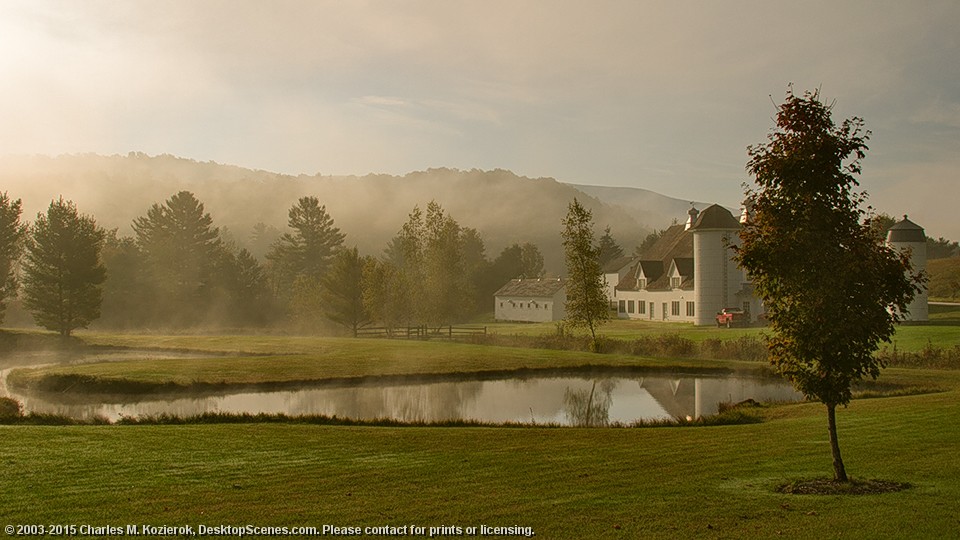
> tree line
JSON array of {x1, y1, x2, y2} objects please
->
[{"x1": 0, "y1": 191, "x2": 554, "y2": 336}]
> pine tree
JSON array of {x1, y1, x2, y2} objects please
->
[
  {"x1": 0, "y1": 192, "x2": 25, "y2": 326},
  {"x1": 132, "y1": 191, "x2": 223, "y2": 325},
  {"x1": 22, "y1": 199, "x2": 106, "y2": 337},
  {"x1": 597, "y1": 226, "x2": 624, "y2": 268},
  {"x1": 267, "y1": 196, "x2": 345, "y2": 289},
  {"x1": 321, "y1": 247, "x2": 372, "y2": 336}
]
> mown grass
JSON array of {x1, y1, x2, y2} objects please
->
[
  {"x1": 3, "y1": 325, "x2": 960, "y2": 538},
  {"x1": 2, "y1": 386, "x2": 959, "y2": 538}
]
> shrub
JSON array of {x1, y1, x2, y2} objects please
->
[{"x1": 0, "y1": 397, "x2": 23, "y2": 420}]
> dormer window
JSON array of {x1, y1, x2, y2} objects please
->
[
  {"x1": 671, "y1": 276, "x2": 681, "y2": 289},
  {"x1": 638, "y1": 278, "x2": 647, "y2": 289}
]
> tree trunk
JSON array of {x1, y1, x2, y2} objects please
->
[{"x1": 827, "y1": 403, "x2": 848, "y2": 482}]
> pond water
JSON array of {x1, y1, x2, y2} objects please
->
[{"x1": 4, "y1": 363, "x2": 802, "y2": 426}]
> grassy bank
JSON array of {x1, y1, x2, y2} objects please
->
[{"x1": 7, "y1": 337, "x2": 745, "y2": 394}]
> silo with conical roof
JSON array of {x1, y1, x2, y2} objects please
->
[
  {"x1": 690, "y1": 204, "x2": 742, "y2": 326},
  {"x1": 886, "y1": 216, "x2": 928, "y2": 321}
]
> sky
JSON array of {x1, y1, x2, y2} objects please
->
[{"x1": 2, "y1": 0, "x2": 958, "y2": 238}]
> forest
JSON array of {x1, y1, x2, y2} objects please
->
[{"x1": 0, "y1": 190, "x2": 631, "y2": 336}]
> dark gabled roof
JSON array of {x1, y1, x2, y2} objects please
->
[
  {"x1": 616, "y1": 260, "x2": 664, "y2": 291},
  {"x1": 688, "y1": 204, "x2": 740, "y2": 231},
  {"x1": 672, "y1": 258, "x2": 694, "y2": 277},
  {"x1": 886, "y1": 216, "x2": 925, "y2": 243},
  {"x1": 637, "y1": 260, "x2": 664, "y2": 280},
  {"x1": 494, "y1": 277, "x2": 565, "y2": 298},
  {"x1": 602, "y1": 256, "x2": 634, "y2": 274}
]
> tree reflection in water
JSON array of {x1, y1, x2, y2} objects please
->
[{"x1": 563, "y1": 378, "x2": 616, "y2": 426}]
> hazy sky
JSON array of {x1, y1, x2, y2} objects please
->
[{"x1": 2, "y1": 1, "x2": 958, "y2": 237}]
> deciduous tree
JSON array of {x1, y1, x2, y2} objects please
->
[
  {"x1": 22, "y1": 199, "x2": 106, "y2": 337},
  {"x1": 561, "y1": 198, "x2": 608, "y2": 349},
  {"x1": 735, "y1": 88, "x2": 922, "y2": 482}
]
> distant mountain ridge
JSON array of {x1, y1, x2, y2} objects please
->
[
  {"x1": 0, "y1": 153, "x2": 703, "y2": 271},
  {"x1": 569, "y1": 184, "x2": 738, "y2": 229}
]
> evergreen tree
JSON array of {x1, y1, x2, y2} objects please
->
[
  {"x1": 561, "y1": 199, "x2": 608, "y2": 349},
  {"x1": 321, "y1": 247, "x2": 372, "y2": 336},
  {"x1": 0, "y1": 193, "x2": 25, "y2": 326},
  {"x1": 99, "y1": 230, "x2": 150, "y2": 328},
  {"x1": 267, "y1": 196, "x2": 345, "y2": 291},
  {"x1": 22, "y1": 199, "x2": 106, "y2": 337},
  {"x1": 735, "y1": 88, "x2": 922, "y2": 482},
  {"x1": 132, "y1": 191, "x2": 222, "y2": 324},
  {"x1": 460, "y1": 227, "x2": 491, "y2": 315},
  {"x1": 597, "y1": 226, "x2": 624, "y2": 267},
  {"x1": 635, "y1": 228, "x2": 665, "y2": 256}
]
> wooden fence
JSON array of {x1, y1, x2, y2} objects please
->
[{"x1": 355, "y1": 325, "x2": 487, "y2": 340}]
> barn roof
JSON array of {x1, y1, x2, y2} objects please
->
[{"x1": 494, "y1": 277, "x2": 565, "y2": 297}]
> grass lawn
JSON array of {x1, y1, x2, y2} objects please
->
[
  {"x1": 3, "y1": 325, "x2": 960, "y2": 538},
  {"x1": 2, "y1": 386, "x2": 959, "y2": 538},
  {"x1": 489, "y1": 303, "x2": 960, "y2": 352}
]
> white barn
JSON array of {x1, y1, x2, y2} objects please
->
[
  {"x1": 613, "y1": 204, "x2": 760, "y2": 325},
  {"x1": 494, "y1": 277, "x2": 566, "y2": 322},
  {"x1": 612, "y1": 205, "x2": 929, "y2": 326}
]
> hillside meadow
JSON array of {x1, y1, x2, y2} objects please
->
[{"x1": 2, "y1": 312, "x2": 959, "y2": 539}]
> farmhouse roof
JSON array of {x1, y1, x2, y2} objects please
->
[
  {"x1": 602, "y1": 256, "x2": 634, "y2": 274},
  {"x1": 494, "y1": 277, "x2": 565, "y2": 298},
  {"x1": 640, "y1": 224, "x2": 693, "y2": 262},
  {"x1": 617, "y1": 260, "x2": 664, "y2": 291}
]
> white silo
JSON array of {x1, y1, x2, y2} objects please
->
[
  {"x1": 690, "y1": 204, "x2": 742, "y2": 326},
  {"x1": 886, "y1": 216, "x2": 928, "y2": 321}
]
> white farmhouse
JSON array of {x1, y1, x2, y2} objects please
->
[
  {"x1": 612, "y1": 205, "x2": 929, "y2": 326},
  {"x1": 613, "y1": 204, "x2": 760, "y2": 325},
  {"x1": 494, "y1": 277, "x2": 566, "y2": 322}
]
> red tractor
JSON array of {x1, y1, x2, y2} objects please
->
[{"x1": 715, "y1": 307, "x2": 747, "y2": 328}]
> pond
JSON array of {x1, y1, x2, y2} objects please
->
[{"x1": 4, "y1": 364, "x2": 802, "y2": 426}]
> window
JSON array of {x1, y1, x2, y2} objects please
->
[
  {"x1": 686, "y1": 301, "x2": 695, "y2": 317},
  {"x1": 671, "y1": 277, "x2": 681, "y2": 289},
  {"x1": 638, "y1": 278, "x2": 647, "y2": 289},
  {"x1": 618, "y1": 300, "x2": 625, "y2": 313},
  {"x1": 638, "y1": 301, "x2": 646, "y2": 315},
  {"x1": 671, "y1": 301, "x2": 681, "y2": 316},
  {"x1": 627, "y1": 300, "x2": 635, "y2": 314}
]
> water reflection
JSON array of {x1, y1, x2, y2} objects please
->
[
  {"x1": 5, "y1": 373, "x2": 801, "y2": 425},
  {"x1": 563, "y1": 379, "x2": 616, "y2": 426}
]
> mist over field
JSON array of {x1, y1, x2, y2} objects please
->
[{"x1": 0, "y1": 153, "x2": 678, "y2": 272}]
